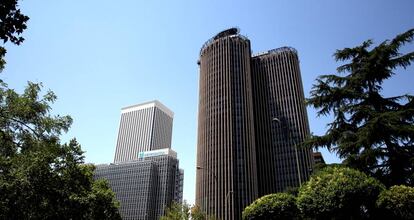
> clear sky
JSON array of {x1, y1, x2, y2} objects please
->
[{"x1": 3, "y1": 0, "x2": 414, "y2": 205}]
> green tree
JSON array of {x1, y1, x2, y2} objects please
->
[
  {"x1": 376, "y1": 185, "x2": 414, "y2": 219},
  {"x1": 85, "y1": 170, "x2": 121, "y2": 220},
  {"x1": 0, "y1": 1, "x2": 120, "y2": 218},
  {"x1": 190, "y1": 205, "x2": 216, "y2": 220},
  {"x1": 161, "y1": 202, "x2": 215, "y2": 220},
  {"x1": 0, "y1": 0, "x2": 29, "y2": 70},
  {"x1": 161, "y1": 201, "x2": 190, "y2": 220},
  {"x1": 305, "y1": 29, "x2": 414, "y2": 186},
  {"x1": 0, "y1": 82, "x2": 121, "y2": 219},
  {"x1": 190, "y1": 205, "x2": 207, "y2": 220},
  {"x1": 242, "y1": 193, "x2": 299, "y2": 220},
  {"x1": 297, "y1": 166, "x2": 385, "y2": 219}
]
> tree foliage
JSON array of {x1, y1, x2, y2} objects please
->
[
  {"x1": 0, "y1": 0, "x2": 29, "y2": 70},
  {"x1": 161, "y1": 201, "x2": 190, "y2": 220},
  {"x1": 297, "y1": 166, "x2": 385, "y2": 219},
  {"x1": 305, "y1": 29, "x2": 414, "y2": 186},
  {"x1": 0, "y1": 82, "x2": 121, "y2": 219},
  {"x1": 161, "y1": 202, "x2": 215, "y2": 220},
  {"x1": 190, "y1": 205, "x2": 216, "y2": 220},
  {"x1": 376, "y1": 185, "x2": 414, "y2": 219},
  {"x1": 0, "y1": 1, "x2": 120, "y2": 218},
  {"x1": 242, "y1": 193, "x2": 298, "y2": 220}
]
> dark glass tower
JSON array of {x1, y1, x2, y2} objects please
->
[
  {"x1": 196, "y1": 28, "x2": 314, "y2": 219},
  {"x1": 95, "y1": 149, "x2": 181, "y2": 220}
]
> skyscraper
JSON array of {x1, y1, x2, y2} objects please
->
[
  {"x1": 95, "y1": 100, "x2": 183, "y2": 220},
  {"x1": 252, "y1": 47, "x2": 314, "y2": 195},
  {"x1": 196, "y1": 28, "x2": 314, "y2": 219},
  {"x1": 114, "y1": 100, "x2": 174, "y2": 163}
]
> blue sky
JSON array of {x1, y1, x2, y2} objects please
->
[{"x1": 3, "y1": 0, "x2": 414, "y2": 205}]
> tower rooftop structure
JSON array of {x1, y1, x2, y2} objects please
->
[
  {"x1": 199, "y1": 27, "x2": 249, "y2": 55},
  {"x1": 121, "y1": 100, "x2": 174, "y2": 118}
]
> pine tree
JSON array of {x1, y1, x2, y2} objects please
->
[{"x1": 305, "y1": 29, "x2": 414, "y2": 186}]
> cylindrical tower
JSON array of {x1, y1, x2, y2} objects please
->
[
  {"x1": 196, "y1": 28, "x2": 258, "y2": 220},
  {"x1": 251, "y1": 47, "x2": 314, "y2": 195}
]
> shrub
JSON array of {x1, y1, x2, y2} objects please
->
[
  {"x1": 377, "y1": 185, "x2": 414, "y2": 219},
  {"x1": 242, "y1": 193, "x2": 298, "y2": 220},
  {"x1": 297, "y1": 166, "x2": 385, "y2": 219}
]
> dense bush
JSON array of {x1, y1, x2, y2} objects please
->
[
  {"x1": 242, "y1": 193, "x2": 298, "y2": 220},
  {"x1": 376, "y1": 185, "x2": 414, "y2": 219},
  {"x1": 297, "y1": 166, "x2": 385, "y2": 219}
]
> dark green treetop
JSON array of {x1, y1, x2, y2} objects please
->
[
  {"x1": 376, "y1": 185, "x2": 414, "y2": 219},
  {"x1": 242, "y1": 193, "x2": 299, "y2": 220},
  {"x1": 297, "y1": 166, "x2": 385, "y2": 219},
  {"x1": 305, "y1": 28, "x2": 414, "y2": 186},
  {"x1": 0, "y1": 0, "x2": 29, "y2": 70}
]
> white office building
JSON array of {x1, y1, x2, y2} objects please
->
[{"x1": 114, "y1": 100, "x2": 174, "y2": 163}]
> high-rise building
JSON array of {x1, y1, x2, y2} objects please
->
[
  {"x1": 114, "y1": 100, "x2": 174, "y2": 163},
  {"x1": 196, "y1": 28, "x2": 258, "y2": 220},
  {"x1": 196, "y1": 28, "x2": 314, "y2": 219},
  {"x1": 252, "y1": 47, "x2": 314, "y2": 195},
  {"x1": 95, "y1": 149, "x2": 182, "y2": 220},
  {"x1": 95, "y1": 100, "x2": 183, "y2": 220}
]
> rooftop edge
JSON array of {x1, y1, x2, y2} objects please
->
[{"x1": 121, "y1": 100, "x2": 174, "y2": 118}]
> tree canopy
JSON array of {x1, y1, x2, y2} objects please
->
[
  {"x1": 297, "y1": 166, "x2": 385, "y2": 219},
  {"x1": 0, "y1": 1, "x2": 121, "y2": 218},
  {"x1": 161, "y1": 202, "x2": 216, "y2": 220},
  {"x1": 305, "y1": 29, "x2": 414, "y2": 186},
  {"x1": 242, "y1": 193, "x2": 299, "y2": 220},
  {"x1": 376, "y1": 185, "x2": 414, "y2": 219},
  {"x1": 161, "y1": 201, "x2": 191, "y2": 220},
  {"x1": 0, "y1": 82, "x2": 121, "y2": 219},
  {"x1": 243, "y1": 166, "x2": 388, "y2": 219},
  {"x1": 0, "y1": 0, "x2": 29, "y2": 70}
]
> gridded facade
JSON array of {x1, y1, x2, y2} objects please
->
[
  {"x1": 252, "y1": 48, "x2": 314, "y2": 195},
  {"x1": 94, "y1": 161, "x2": 158, "y2": 220},
  {"x1": 196, "y1": 28, "x2": 314, "y2": 219},
  {"x1": 114, "y1": 100, "x2": 174, "y2": 163},
  {"x1": 145, "y1": 152, "x2": 180, "y2": 217},
  {"x1": 175, "y1": 169, "x2": 184, "y2": 203},
  {"x1": 95, "y1": 150, "x2": 182, "y2": 220},
  {"x1": 196, "y1": 28, "x2": 258, "y2": 220}
]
